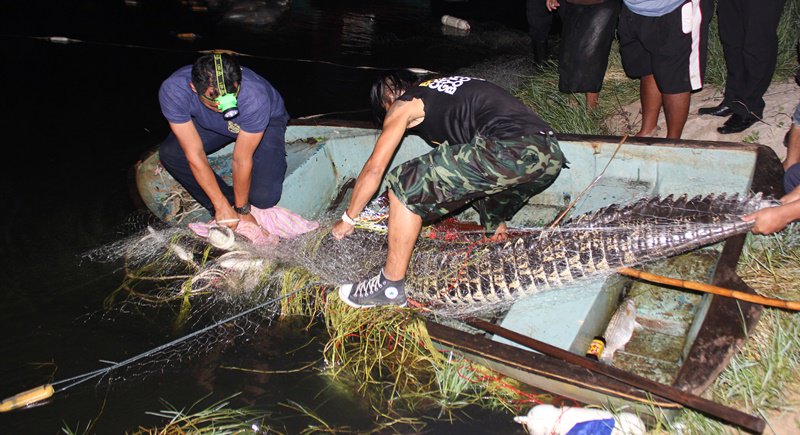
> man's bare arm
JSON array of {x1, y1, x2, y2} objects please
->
[
  {"x1": 332, "y1": 98, "x2": 424, "y2": 238},
  {"x1": 169, "y1": 121, "x2": 238, "y2": 226}
]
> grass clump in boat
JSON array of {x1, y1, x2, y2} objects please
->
[
  {"x1": 276, "y1": 266, "x2": 328, "y2": 320},
  {"x1": 320, "y1": 297, "x2": 554, "y2": 424},
  {"x1": 260, "y1": 256, "x2": 555, "y2": 429}
]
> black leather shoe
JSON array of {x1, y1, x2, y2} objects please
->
[
  {"x1": 698, "y1": 104, "x2": 732, "y2": 117},
  {"x1": 717, "y1": 114, "x2": 758, "y2": 134}
]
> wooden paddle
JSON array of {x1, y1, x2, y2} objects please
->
[
  {"x1": 464, "y1": 317, "x2": 766, "y2": 434},
  {"x1": 617, "y1": 267, "x2": 800, "y2": 311}
]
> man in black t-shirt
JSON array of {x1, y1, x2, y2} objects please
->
[{"x1": 331, "y1": 70, "x2": 565, "y2": 308}]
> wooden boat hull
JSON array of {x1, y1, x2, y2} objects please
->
[{"x1": 132, "y1": 121, "x2": 784, "y2": 413}]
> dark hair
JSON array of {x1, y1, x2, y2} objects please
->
[
  {"x1": 369, "y1": 69, "x2": 424, "y2": 124},
  {"x1": 191, "y1": 53, "x2": 242, "y2": 98}
]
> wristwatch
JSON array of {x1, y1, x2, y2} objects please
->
[
  {"x1": 234, "y1": 203, "x2": 251, "y2": 215},
  {"x1": 341, "y1": 211, "x2": 357, "y2": 226}
]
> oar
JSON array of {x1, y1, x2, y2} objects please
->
[
  {"x1": 465, "y1": 317, "x2": 766, "y2": 434},
  {"x1": 617, "y1": 267, "x2": 800, "y2": 310},
  {"x1": 0, "y1": 385, "x2": 54, "y2": 412}
]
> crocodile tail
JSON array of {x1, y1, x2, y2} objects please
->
[{"x1": 413, "y1": 193, "x2": 774, "y2": 312}]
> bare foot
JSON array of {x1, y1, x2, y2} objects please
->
[
  {"x1": 634, "y1": 128, "x2": 657, "y2": 137},
  {"x1": 488, "y1": 222, "x2": 508, "y2": 242}
]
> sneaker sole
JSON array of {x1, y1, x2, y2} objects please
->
[
  {"x1": 338, "y1": 284, "x2": 408, "y2": 309},
  {"x1": 338, "y1": 283, "x2": 376, "y2": 309}
]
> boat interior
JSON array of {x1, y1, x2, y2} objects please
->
[{"x1": 136, "y1": 124, "x2": 769, "y2": 393}]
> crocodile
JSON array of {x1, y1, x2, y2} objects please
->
[
  {"x1": 404, "y1": 193, "x2": 775, "y2": 310},
  {"x1": 278, "y1": 192, "x2": 774, "y2": 313}
]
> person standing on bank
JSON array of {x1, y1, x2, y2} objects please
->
[
  {"x1": 527, "y1": 0, "x2": 556, "y2": 67},
  {"x1": 331, "y1": 71, "x2": 565, "y2": 308},
  {"x1": 698, "y1": 0, "x2": 786, "y2": 134},
  {"x1": 546, "y1": 0, "x2": 622, "y2": 110},
  {"x1": 158, "y1": 52, "x2": 290, "y2": 229},
  {"x1": 618, "y1": 0, "x2": 708, "y2": 139}
]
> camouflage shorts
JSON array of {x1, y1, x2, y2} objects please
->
[{"x1": 386, "y1": 132, "x2": 564, "y2": 234}]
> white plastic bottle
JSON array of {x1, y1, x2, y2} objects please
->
[
  {"x1": 441, "y1": 15, "x2": 470, "y2": 31},
  {"x1": 514, "y1": 404, "x2": 646, "y2": 435}
]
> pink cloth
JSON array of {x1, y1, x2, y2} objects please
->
[{"x1": 188, "y1": 206, "x2": 319, "y2": 246}]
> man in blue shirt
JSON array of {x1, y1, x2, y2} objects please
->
[{"x1": 158, "y1": 53, "x2": 290, "y2": 228}]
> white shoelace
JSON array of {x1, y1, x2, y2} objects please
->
[{"x1": 353, "y1": 273, "x2": 383, "y2": 297}]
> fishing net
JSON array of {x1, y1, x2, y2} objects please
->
[
  {"x1": 288, "y1": 192, "x2": 777, "y2": 317},
  {"x1": 97, "y1": 191, "x2": 779, "y2": 319},
  {"x1": 71, "y1": 190, "x2": 776, "y2": 399},
  {"x1": 76, "y1": 217, "x2": 323, "y2": 391}
]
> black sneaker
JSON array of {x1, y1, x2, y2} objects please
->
[{"x1": 338, "y1": 269, "x2": 407, "y2": 308}]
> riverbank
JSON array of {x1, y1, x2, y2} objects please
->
[{"x1": 607, "y1": 79, "x2": 800, "y2": 165}]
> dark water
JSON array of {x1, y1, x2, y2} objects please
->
[{"x1": 1, "y1": 1, "x2": 537, "y2": 433}]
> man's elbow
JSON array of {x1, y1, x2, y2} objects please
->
[
  {"x1": 185, "y1": 153, "x2": 208, "y2": 168},
  {"x1": 361, "y1": 165, "x2": 385, "y2": 181},
  {"x1": 231, "y1": 154, "x2": 253, "y2": 168}
]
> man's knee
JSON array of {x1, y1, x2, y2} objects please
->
[
  {"x1": 529, "y1": 136, "x2": 564, "y2": 182},
  {"x1": 785, "y1": 163, "x2": 800, "y2": 193},
  {"x1": 248, "y1": 186, "x2": 282, "y2": 209}
]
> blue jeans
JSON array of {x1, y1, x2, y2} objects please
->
[
  {"x1": 158, "y1": 121, "x2": 287, "y2": 213},
  {"x1": 786, "y1": 163, "x2": 800, "y2": 194}
]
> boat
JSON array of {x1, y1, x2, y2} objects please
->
[{"x1": 132, "y1": 120, "x2": 783, "y2": 430}]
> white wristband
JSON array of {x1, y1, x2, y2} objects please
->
[{"x1": 341, "y1": 211, "x2": 357, "y2": 226}]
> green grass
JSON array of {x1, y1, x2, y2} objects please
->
[
  {"x1": 513, "y1": 62, "x2": 611, "y2": 135},
  {"x1": 132, "y1": 394, "x2": 271, "y2": 435}
]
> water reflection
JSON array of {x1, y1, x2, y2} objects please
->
[
  {"x1": 216, "y1": 0, "x2": 291, "y2": 31},
  {"x1": 341, "y1": 12, "x2": 376, "y2": 56}
]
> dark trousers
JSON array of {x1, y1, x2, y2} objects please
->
[
  {"x1": 786, "y1": 163, "x2": 800, "y2": 194},
  {"x1": 526, "y1": 0, "x2": 554, "y2": 44},
  {"x1": 698, "y1": 0, "x2": 716, "y2": 84},
  {"x1": 718, "y1": 0, "x2": 786, "y2": 118},
  {"x1": 557, "y1": 0, "x2": 621, "y2": 93},
  {"x1": 158, "y1": 122, "x2": 287, "y2": 213}
]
